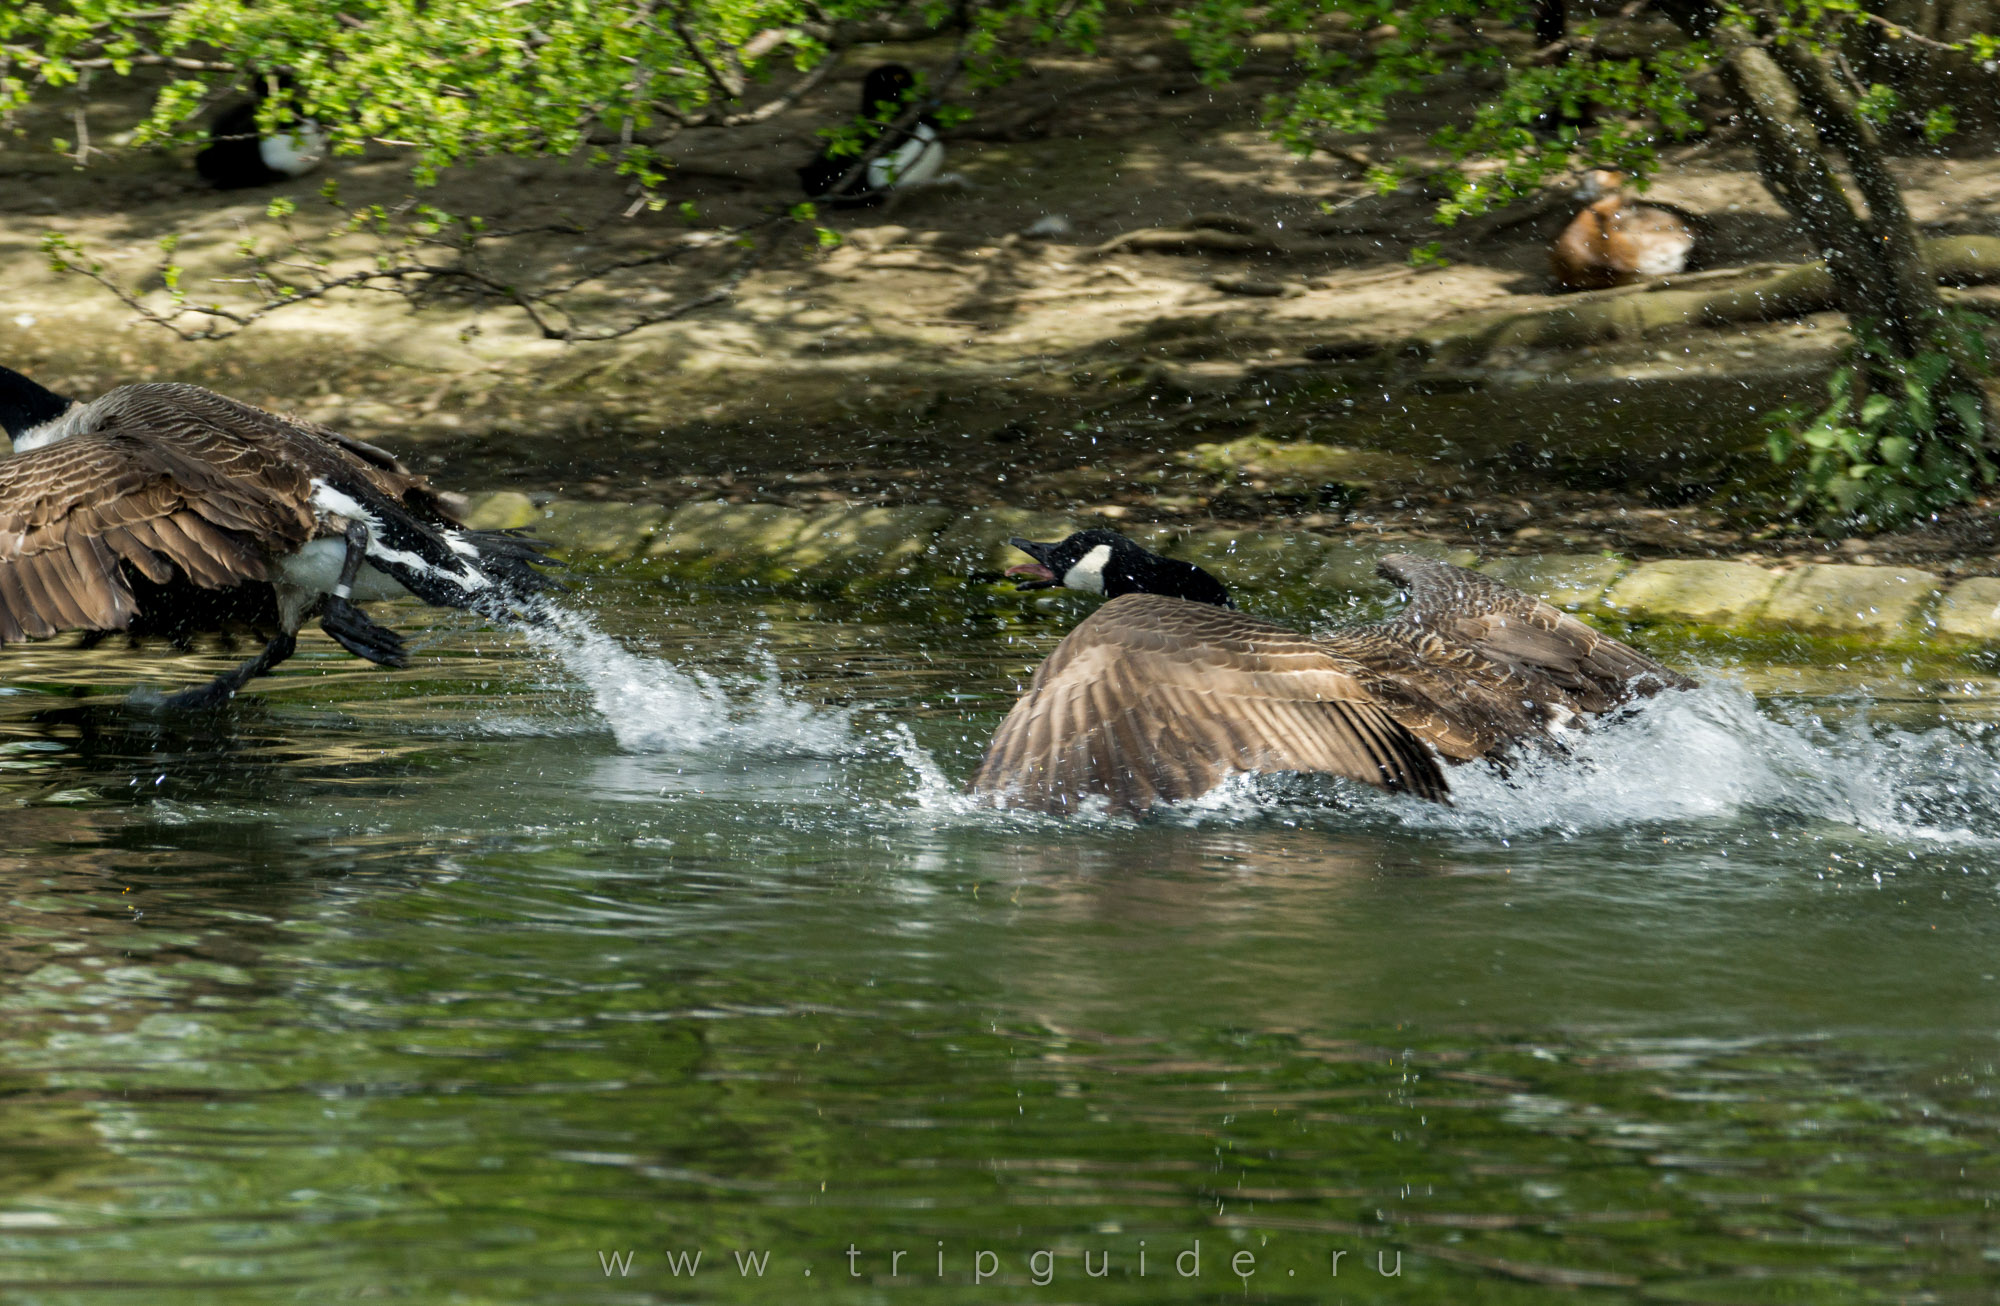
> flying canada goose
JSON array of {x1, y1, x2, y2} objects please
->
[
  {"x1": 0, "y1": 366, "x2": 557, "y2": 706},
  {"x1": 195, "y1": 73, "x2": 327, "y2": 190},
  {"x1": 1551, "y1": 169, "x2": 1696, "y2": 291},
  {"x1": 797, "y1": 64, "x2": 945, "y2": 206},
  {"x1": 969, "y1": 530, "x2": 1693, "y2": 815}
]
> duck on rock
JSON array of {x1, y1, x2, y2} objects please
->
[
  {"x1": 1551, "y1": 169, "x2": 1696, "y2": 291},
  {"x1": 796, "y1": 64, "x2": 945, "y2": 206},
  {"x1": 0, "y1": 367, "x2": 558, "y2": 706},
  {"x1": 970, "y1": 530, "x2": 1693, "y2": 815}
]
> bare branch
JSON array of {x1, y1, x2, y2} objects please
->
[
  {"x1": 63, "y1": 54, "x2": 238, "y2": 72},
  {"x1": 1853, "y1": 11, "x2": 1970, "y2": 54},
  {"x1": 712, "y1": 55, "x2": 838, "y2": 127}
]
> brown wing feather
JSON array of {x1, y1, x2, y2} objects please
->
[
  {"x1": 0, "y1": 428, "x2": 294, "y2": 644},
  {"x1": 970, "y1": 595, "x2": 1448, "y2": 814},
  {"x1": 1378, "y1": 553, "x2": 1695, "y2": 712},
  {"x1": 0, "y1": 380, "x2": 486, "y2": 645},
  {"x1": 77, "y1": 384, "x2": 462, "y2": 523}
]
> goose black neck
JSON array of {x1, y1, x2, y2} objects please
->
[
  {"x1": 0, "y1": 366, "x2": 72, "y2": 439},
  {"x1": 1125, "y1": 556, "x2": 1233, "y2": 608}
]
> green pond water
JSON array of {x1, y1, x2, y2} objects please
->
[{"x1": 2, "y1": 568, "x2": 2000, "y2": 1304}]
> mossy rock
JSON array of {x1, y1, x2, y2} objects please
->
[
  {"x1": 1600, "y1": 560, "x2": 1780, "y2": 627},
  {"x1": 535, "y1": 500, "x2": 668, "y2": 559},
  {"x1": 459, "y1": 490, "x2": 538, "y2": 532},
  {"x1": 648, "y1": 501, "x2": 815, "y2": 583},
  {"x1": 1480, "y1": 553, "x2": 1629, "y2": 611},
  {"x1": 1933, "y1": 577, "x2": 2000, "y2": 643},
  {"x1": 1162, "y1": 527, "x2": 1334, "y2": 596},
  {"x1": 778, "y1": 505, "x2": 953, "y2": 586},
  {"x1": 1756, "y1": 564, "x2": 1941, "y2": 638},
  {"x1": 1177, "y1": 436, "x2": 1427, "y2": 495}
]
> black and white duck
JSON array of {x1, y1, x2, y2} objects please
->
[
  {"x1": 797, "y1": 63, "x2": 945, "y2": 206},
  {"x1": 195, "y1": 73, "x2": 327, "y2": 190}
]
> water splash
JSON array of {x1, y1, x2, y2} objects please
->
[
  {"x1": 523, "y1": 606, "x2": 2000, "y2": 848},
  {"x1": 1378, "y1": 676, "x2": 2000, "y2": 844},
  {"x1": 883, "y1": 723, "x2": 978, "y2": 814},
  {"x1": 528, "y1": 610, "x2": 853, "y2": 757},
  {"x1": 946, "y1": 675, "x2": 2000, "y2": 845}
]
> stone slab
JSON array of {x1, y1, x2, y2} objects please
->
[
  {"x1": 1758, "y1": 564, "x2": 1940, "y2": 637},
  {"x1": 647, "y1": 501, "x2": 814, "y2": 581},
  {"x1": 459, "y1": 490, "x2": 537, "y2": 531},
  {"x1": 1176, "y1": 436, "x2": 1431, "y2": 492},
  {"x1": 1600, "y1": 560, "x2": 1780, "y2": 626},
  {"x1": 778, "y1": 505, "x2": 952, "y2": 581},
  {"x1": 1480, "y1": 554, "x2": 1628, "y2": 611},
  {"x1": 535, "y1": 500, "x2": 667, "y2": 558},
  {"x1": 1934, "y1": 577, "x2": 2000, "y2": 642}
]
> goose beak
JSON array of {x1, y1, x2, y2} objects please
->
[{"x1": 1005, "y1": 537, "x2": 1059, "y2": 589}]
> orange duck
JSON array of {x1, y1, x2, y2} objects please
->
[{"x1": 1551, "y1": 169, "x2": 1695, "y2": 291}]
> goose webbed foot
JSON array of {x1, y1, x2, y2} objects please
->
[
  {"x1": 319, "y1": 596, "x2": 407, "y2": 667},
  {"x1": 161, "y1": 632, "x2": 299, "y2": 709},
  {"x1": 313, "y1": 519, "x2": 406, "y2": 666}
]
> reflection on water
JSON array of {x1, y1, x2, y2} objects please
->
[{"x1": 1, "y1": 573, "x2": 1998, "y2": 1302}]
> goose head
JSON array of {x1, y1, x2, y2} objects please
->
[
  {"x1": 0, "y1": 366, "x2": 74, "y2": 448},
  {"x1": 1006, "y1": 530, "x2": 1234, "y2": 608}
]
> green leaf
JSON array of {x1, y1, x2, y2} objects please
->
[{"x1": 1947, "y1": 390, "x2": 1986, "y2": 443}]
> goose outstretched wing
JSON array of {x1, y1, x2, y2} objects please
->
[
  {"x1": 0, "y1": 422, "x2": 313, "y2": 642},
  {"x1": 970, "y1": 594, "x2": 1448, "y2": 814}
]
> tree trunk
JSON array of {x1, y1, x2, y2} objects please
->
[
  {"x1": 1675, "y1": 8, "x2": 1996, "y2": 518},
  {"x1": 1718, "y1": 37, "x2": 1946, "y2": 356}
]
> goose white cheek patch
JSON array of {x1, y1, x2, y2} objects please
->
[{"x1": 1063, "y1": 544, "x2": 1113, "y2": 594}]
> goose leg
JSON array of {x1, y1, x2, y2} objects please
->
[
  {"x1": 318, "y1": 522, "x2": 407, "y2": 667},
  {"x1": 162, "y1": 631, "x2": 299, "y2": 709}
]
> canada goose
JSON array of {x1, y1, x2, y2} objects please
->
[
  {"x1": 195, "y1": 73, "x2": 327, "y2": 190},
  {"x1": 0, "y1": 367, "x2": 557, "y2": 706},
  {"x1": 970, "y1": 530, "x2": 1693, "y2": 814},
  {"x1": 1551, "y1": 169, "x2": 1695, "y2": 291},
  {"x1": 796, "y1": 64, "x2": 945, "y2": 206}
]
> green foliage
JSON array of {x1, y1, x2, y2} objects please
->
[
  {"x1": 1921, "y1": 105, "x2": 1958, "y2": 145},
  {"x1": 1765, "y1": 315, "x2": 1994, "y2": 529},
  {"x1": 1175, "y1": 0, "x2": 1712, "y2": 224},
  {"x1": 0, "y1": 0, "x2": 1105, "y2": 195},
  {"x1": 1855, "y1": 81, "x2": 1899, "y2": 127},
  {"x1": 1407, "y1": 240, "x2": 1446, "y2": 269}
]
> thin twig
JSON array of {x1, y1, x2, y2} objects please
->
[{"x1": 1853, "y1": 11, "x2": 1968, "y2": 53}]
